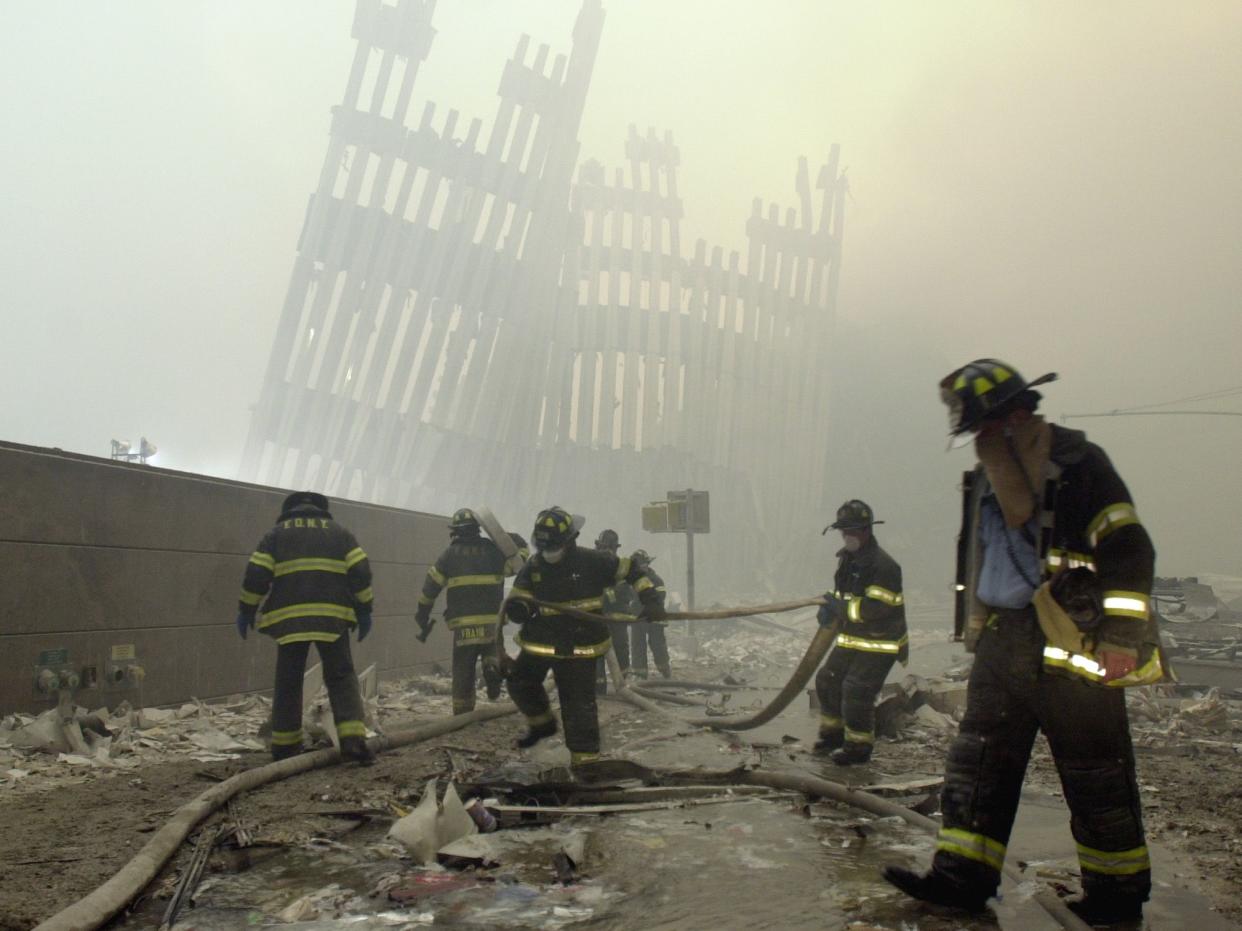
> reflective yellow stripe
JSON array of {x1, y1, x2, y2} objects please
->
[
  {"x1": 837, "y1": 632, "x2": 908, "y2": 654},
  {"x1": 936, "y1": 828, "x2": 1006, "y2": 871},
  {"x1": 345, "y1": 547, "x2": 367, "y2": 568},
  {"x1": 614, "y1": 557, "x2": 632, "y2": 582},
  {"x1": 259, "y1": 602, "x2": 356, "y2": 626},
  {"x1": 249, "y1": 551, "x2": 275, "y2": 571},
  {"x1": 1102, "y1": 590, "x2": 1149, "y2": 620},
  {"x1": 633, "y1": 576, "x2": 654, "y2": 593},
  {"x1": 1043, "y1": 645, "x2": 1105, "y2": 680},
  {"x1": 275, "y1": 631, "x2": 342, "y2": 644},
  {"x1": 1087, "y1": 503, "x2": 1140, "y2": 547},
  {"x1": 1077, "y1": 843, "x2": 1151, "y2": 876},
  {"x1": 511, "y1": 586, "x2": 534, "y2": 600},
  {"x1": 452, "y1": 699, "x2": 475, "y2": 713},
  {"x1": 239, "y1": 590, "x2": 263, "y2": 606},
  {"x1": 1045, "y1": 548, "x2": 1096, "y2": 571},
  {"x1": 571, "y1": 751, "x2": 601, "y2": 765},
  {"x1": 536, "y1": 597, "x2": 604, "y2": 615},
  {"x1": 819, "y1": 713, "x2": 843, "y2": 729},
  {"x1": 456, "y1": 626, "x2": 495, "y2": 643},
  {"x1": 847, "y1": 597, "x2": 862, "y2": 622},
  {"x1": 418, "y1": 594, "x2": 435, "y2": 606},
  {"x1": 447, "y1": 614, "x2": 499, "y2": 629},
  {"x1": 354, "y1": 586, "x2": 374, "y2": 604},
  {"x1": 428, "y1": 566, "x2": 447, "y2": 586},
  {"x1": 272, "y1": 557, "x2": 347, "y2": 577},
  {"x1": 335, "y1": 720, "x2": 367, "y2": 739},
  {"x1": 270, "y1": 729, "x2": 303, "y2": 746},
  {"x1": 516, "y1": 635, "x2": 611, "y2": 658},
  {"x1": 1044, "y1": 644, "x2": 1165, "y2": 686},
  {"x1": 447, "y1": 574, "x2": 505, "y2": 588},
  {"x1": 864, "y1": 585, "x2": 904, "y2": 606},
  {"x1": 844, "y1": 727, "x2": 874, "y2": 744}
]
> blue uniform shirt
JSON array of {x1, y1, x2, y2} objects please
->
[{"x1": 977, "y1": 495, "x2": 1040, "y2": 609}]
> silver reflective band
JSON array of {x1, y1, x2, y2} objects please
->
[
  {"x1": 1103, "y1": 596, "x2": 1147, "y2": 613},
  {"x1": 1044, "y1": 645, "x2": 1104, "y2": 678}
]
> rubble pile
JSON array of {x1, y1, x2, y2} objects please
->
[{"x1": 0, "y1": 669, "x2": 461, "y2": 795}]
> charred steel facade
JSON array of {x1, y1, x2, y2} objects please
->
[{"x1": 241, "y1": 0, "x2": 845, "y2": 595}]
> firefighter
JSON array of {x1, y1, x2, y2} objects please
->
[
  {"x1": 503, "y1": 507, "x2": 663, "y2": 769},
  {"x1": 592, "y1": 528, "x2": 633, "y2": 692},
  {"x1": 414, "y1": 508, "x2": 509, "y2": 714},
  {"x1": 237, "y1": 491, "x2": 375, "y2": 764},
  {"x1": 884, "y1": 359, "x2": 1163, "y2": 926},
  {"x1": 629, "y1": 549, "x2": 672, "y2": 679},
  {"x1": 813, "y1": 500, "x2": 908, "y2": 765}
]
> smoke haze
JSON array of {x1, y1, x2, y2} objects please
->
[{"x1": 2, "y1": 1, "x2": 1239, "y2": 593}]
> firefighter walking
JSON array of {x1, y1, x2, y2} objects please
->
[
  {"x1": 415, "y1": 509, "x2": 509, "y2": 715},
  {"x1": 237, "y1": 491, "x2": 375, "y2": 764},
  {"x1": 884, "y1": 359, "x2": 1164, "y2": 925},
  {"x1": 814, "y1": 499, "x2": 908, "y2": 765},
  {"x1": 503, "y1": 507, "x2": 663, "y2": 769}
]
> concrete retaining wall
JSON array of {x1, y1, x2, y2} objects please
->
[{"x1": 0, "y1": 440, "x2": 453, "y2": 714}]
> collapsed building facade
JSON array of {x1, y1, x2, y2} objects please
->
[{"x1": 239, "y1": 0, "x2": 846, "y2": 597}]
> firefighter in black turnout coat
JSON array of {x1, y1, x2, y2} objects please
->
[
  {"x1": 237, "y1": 491, "x2": 375, "y2": 764},
  {"x1": 814, "y1": 499, "x2": 908, "y2": 765},
  {"x1": 884, "y1": 359, "x2": 1163, "y2": 926},
  {"x1": 416, "y1": 508, "x2": 508, "y2": 714},
  {"x1": 504, "y1": 507, "x2": 663, "y2": 768}
]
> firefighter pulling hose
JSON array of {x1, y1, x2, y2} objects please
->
[{"x1": 497, "y1": 588, "x2": 839, "y2": 732}]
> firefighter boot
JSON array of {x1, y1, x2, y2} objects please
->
[
  {"x1": 882, "y1": 865, "x2": 991, "y2": 913},
  {"x1": 516, "y1": 718, "x2": 558, "y2": 749},
  {"x1": 831, "y1": 742, "x2": 873, "y2": 766},
  {"x1": 1067, "y1": 895, "x2": 1143, "y2": 925},
  {"x1": 656, "y1": 662, "x2": 672, "y2": 679},
  {"x1": 271, "y1": 744, "x2": 304, "y2": 762},
  {"x1": 340, "y1": 736, "x2": 376, "y2": 766},
  {"x1": 813, "y1": 730, "x2": 844, "y2": 754},
  {"x1": 482, "y1": 660, "x2": 504, "y2": 701}
]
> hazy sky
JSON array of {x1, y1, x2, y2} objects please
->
[{"x1": 2, "y1": 2, "x2": 1240, "y2": 582}]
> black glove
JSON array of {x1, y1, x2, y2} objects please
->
[
  {"x1": 816, "y1": 595, "x2": 839, "y2": 628},
  {"x1": 236, "y1": 610, "x2": 255, "y2": 640},
  {"x1": 356, "y1": 607, "x2": 372, "y2": 642},
  {"x1": 505, "y1": 598, "x2": 536, "y2": 624},
  {"x1": 642, "y1": 599, "x2": 667, "y2": 622}
]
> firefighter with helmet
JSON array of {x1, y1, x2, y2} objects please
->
[
  {"x1": 237, "y1": 491, "x2": 375, "y2": 765},
  {"x1": 503, "y1": 507, "x2": 663, "y2": 770},
  {"x1": 883, "y1": 359, "x2": 1163, "y2": 925},
  {"x1": 629, "y1": 549, "x2": 672, "y2": 679},
  {"x1": 813, "y1": 499, "x2": 908, "y2": 765},
  {"x1": 415, "y1": 508, "x2": 509, "y2": 714},
  {"x1": 593, "y1": 528, "x2": 634, "y2": 692}
]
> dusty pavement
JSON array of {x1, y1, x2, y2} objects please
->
[{"x1": 2, "y1": 619, "x2": 1241, "y2": 929}]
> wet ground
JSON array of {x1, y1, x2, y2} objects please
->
[{"x1": 7, "y1": 609, "x2": 1241, "y2": 929}]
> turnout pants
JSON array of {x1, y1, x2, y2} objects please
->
[
  {"x1": 271, "y1": 636, "x2": 366, "y2": 753},
  {"x1": 509, "y1": 650, "x2": 601, "y2": 765},
  {"x1": 932, "y1": 607, "x2": 1150, "y2": 904},
  {"x1": 451, "y1": 638, "x2": 503, "y2": 714},
  {"x1": 631, "y1": 621, "x2": 670, "y2": 676},
  {"x1": 815, "y1": 644, "x2": 896, "y2": 750}
]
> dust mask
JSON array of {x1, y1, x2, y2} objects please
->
[
  {"x1": 542, "y1": 547, "x2": 566, "y2": 564},
  {"x1": 842, "y1": 535, "x2": 863, "y2": 553}
]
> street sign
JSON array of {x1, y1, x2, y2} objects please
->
[{"x1": 667, "y1": 490, "x2": 709, "y2": 533}]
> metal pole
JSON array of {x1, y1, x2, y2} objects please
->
[{"x1": 686, "y1": 527, "x2": 696, "y2": 658}]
